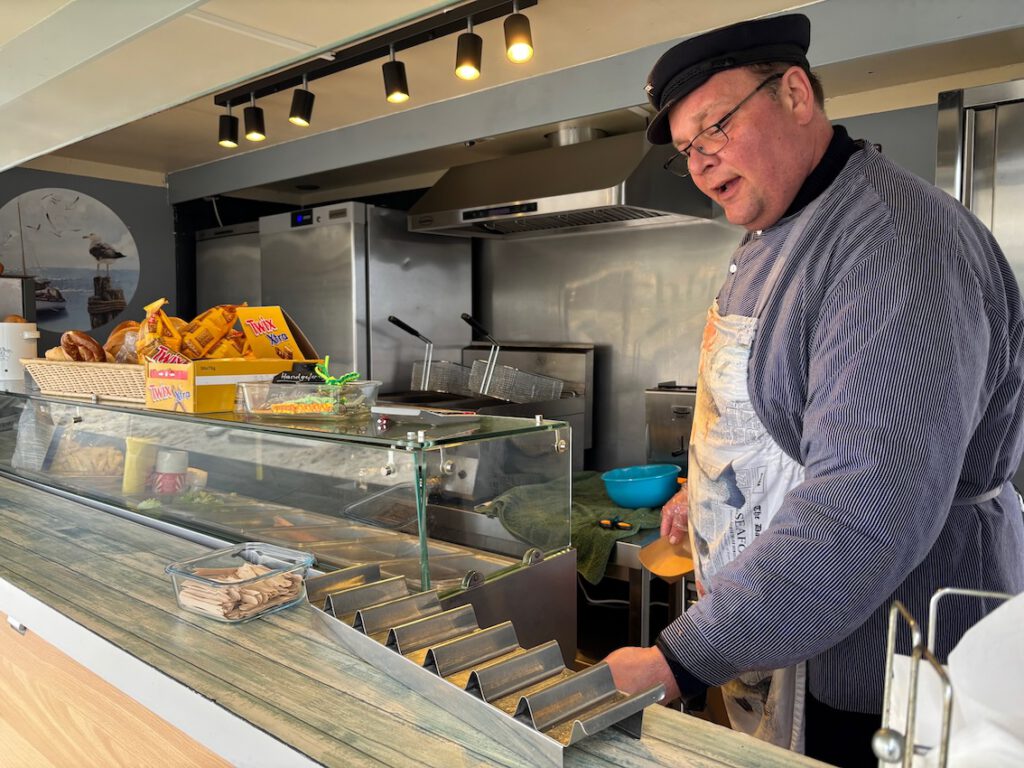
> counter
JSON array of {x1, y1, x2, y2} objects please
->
[{"x1": 0, "y1": 476, "x2": 828, "y2": 767}]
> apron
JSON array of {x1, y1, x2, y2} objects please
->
[{"x1": 687, "y1": 196, "x2": 824, "y2": 752}]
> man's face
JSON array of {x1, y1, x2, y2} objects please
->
[{"x1": 666, "y1": 68, "x2": 806, "y2": 231}]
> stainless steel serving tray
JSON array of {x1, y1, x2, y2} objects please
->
[{"x1": 309, "y1": 563, "x2": 663, "y2": 767}]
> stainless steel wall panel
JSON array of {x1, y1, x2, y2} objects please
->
[
  {"x1": 938, "y1": 79, "x2": 1024, "y2": 486},
  {"x1": 993, "y1": 100, "x2": 1024, "y2": 276},
  {"x1": 366, "y1": 207, "x2": 471, "y2": 391},
  {"x1": 970, "y1": 107, "x2": 998, "y2": 231},
  {"x1": 479, "y1": 220, "x2": 739, "y2": 470},
  {"x1": 936, "y1": 89, "x2": 964, "y2": 198}
]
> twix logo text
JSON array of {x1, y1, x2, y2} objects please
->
[{"x1": 244, "y1": 316, "x2": 290, "y2": 345}]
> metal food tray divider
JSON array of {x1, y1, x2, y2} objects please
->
[
  {"x1": 873, "y1": 587, "x2": 1014, "y2": 768},
  {"x1": 307, "y1": 564, "x2": 664, "y2": 766}
]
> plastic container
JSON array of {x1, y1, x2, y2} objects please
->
[
  {"x1": 165, "y1": 542, "x2": 314, "y2": 623},
  {"x1": 601, "y1": 464, "x2": 681, "y2": 509},
  {"x1": 237, "y1": 380, "x2": 381, "y2": 419},
  {"x1": 0, "y1": 321, "x2": 39, "y2": 380}
]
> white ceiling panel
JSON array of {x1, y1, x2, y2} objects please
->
[
  {"x1": 0, "y1": 0, "x2": 69, "y2": 46},
  {"x1": 6, "y1": 0, "x2": 1024, "y2": 199},
  {"x1": 0, "y1": 0, "x2": 461, "y2": 172},
  {"x1": 197, "y1": 0, "x2": 460, "y2": 48},
  {"x1": 29, "y1": 0, "x2": 796, "y2": 176}
]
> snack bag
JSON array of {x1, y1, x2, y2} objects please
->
[
  {"x1": 137, "y1": 298, "x2": 183, "y2": 360},
  {"x1": 205, "y1": 329, "x2": 246, "y2": 359},
  {"x1": 114, "y1": 330, "x2": 140, "y2": 364},
  {"x1": 181, "y1": 303, "x2": 244, "y2": 360}
]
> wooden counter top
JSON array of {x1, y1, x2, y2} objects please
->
[{"x1": 0, "y1": 477, "x2": 828, "y2": 767}]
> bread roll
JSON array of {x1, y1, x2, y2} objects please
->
[
  {"x1": 3, "y1": 314, "x2": 27, "y2": 323},
  {"x1": 108, "y1": 319, "x2": 138, "y2": 337},
  {"x1": 104, "y1": 320, "x2": 140, "y2": 359},
  {"x1": 45, "y1": 346, "x2": 72, "y2": 361},
  {"x1": 60, "y1": 330, "x2": 105, "y2": 362}
]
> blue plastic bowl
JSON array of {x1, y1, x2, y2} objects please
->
[{"x1": 601, "y1": 464, "x2": 681, "y2": 509}]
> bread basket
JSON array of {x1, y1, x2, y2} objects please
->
[{"x1": 21, "y1": 358, "x2": 146, "y2": 404}]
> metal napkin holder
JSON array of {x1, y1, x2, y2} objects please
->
[
  {"x1": 873, "y1": 587, "x2": 1014, "y2": 768},
  {"x1": 307, "y1": 565, "x2": 664, "y2": 767}
]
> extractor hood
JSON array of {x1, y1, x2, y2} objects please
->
[{"x1": 407, "y1": 131, "x2": 715, "y2": 238}]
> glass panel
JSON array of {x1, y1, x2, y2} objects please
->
[{"x1": 0, "y1": 390, "x2": 572, "y2": 597}]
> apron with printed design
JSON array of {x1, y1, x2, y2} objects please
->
[{"x1": 687, "y1": 196, "x2": 823, "y2": 752}]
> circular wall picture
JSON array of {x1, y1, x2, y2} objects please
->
[{"x1": 0, "y1": 188, "x2": 140, "y2": 333}]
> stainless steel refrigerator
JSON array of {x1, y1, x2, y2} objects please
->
[
  {"x1": 195, "y1": 222, "x2": 261, "y2": 310},
  {"x1": 938, "y1": 78, "x2": 1024, "y2": 481},
  {"x1": 258, "y1": 202, "x2": 471, "y2": 388}
]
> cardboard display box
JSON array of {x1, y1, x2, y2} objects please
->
[{"x1": 145, "y1": 308, "x2": 319, "y2": 414}]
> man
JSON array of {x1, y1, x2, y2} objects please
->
[{"x1": 604, "y1": 13, "x2": 1024, "y2": 767}]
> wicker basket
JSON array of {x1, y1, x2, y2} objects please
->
[{"x1": 21, "y1": 358, "x2": 146, "y2": 404}]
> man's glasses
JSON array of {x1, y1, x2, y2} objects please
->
[{"x1": 662, "y1": 73, "x2": 783, "y2": 178}]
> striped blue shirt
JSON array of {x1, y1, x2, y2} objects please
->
[{"x1": 658, "y1": 143, "x2": 1024, "y2": 713}]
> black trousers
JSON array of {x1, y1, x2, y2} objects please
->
[{"x1": 804, "y1": 690, "x2": 881, "y2": 768}]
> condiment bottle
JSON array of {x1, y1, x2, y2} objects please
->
[{"x1": 152, "y1": 449, "x2": 188, "y2": 495}]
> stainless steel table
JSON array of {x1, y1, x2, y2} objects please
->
[{"x1": 607, "y1": 533, "x2": 693, "y2": 648}]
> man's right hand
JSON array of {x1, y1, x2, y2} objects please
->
[{"x1": 660, "y1": 485, "x2": 689, "y2": 544}]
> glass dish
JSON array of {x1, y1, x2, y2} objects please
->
[
  {"x1": 165, "y1": 542, "x2": 314, "y2": 623},
  {"x1": 237, "y1": 381, "x2": 381, "y2": 420}
]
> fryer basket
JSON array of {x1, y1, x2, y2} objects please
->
[
  {"x1": 468, "y1": 359, "x2": 564, "y2": 403},
  {"x1": 411, "y1": 360, "x2": 473, "y2": 396}
]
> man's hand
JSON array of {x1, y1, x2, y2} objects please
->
[
  {"x1": 603, "y1": 645, "x2": 681, "y2": 703},
  {"x1": 660, "y1": 485, "x2": 689, "y2": 544}
]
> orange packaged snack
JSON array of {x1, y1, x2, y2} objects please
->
[
  {"x1": 180, "y1": 303, "x2": 244, "y2": 360},
  {"x1": 205, "y1": 329, "x2": 246, "y2": 359},
  {"x1": 136, "y1": 298, "x2": 182, "y2": 360}
]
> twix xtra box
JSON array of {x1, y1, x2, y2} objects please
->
[{"x1": 145, "y1": 308, "x2": 319, "y2": 413}]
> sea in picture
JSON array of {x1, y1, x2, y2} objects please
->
[{"x1": 34, "y1": 266, "x2": 139, "y2": 333}]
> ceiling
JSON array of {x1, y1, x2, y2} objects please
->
[
  {"x1": 5, "y1": 0, "x2": 1024, "y2": 206},
  {"x1": 3, "y1": 0, "x2": 808, "y2": 177}
]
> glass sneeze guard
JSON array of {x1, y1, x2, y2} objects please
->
[{"x1": 0, "y1": 387, "x2": 572, "y2": 595}]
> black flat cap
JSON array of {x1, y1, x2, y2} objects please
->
[{"x1": 644, "y1": 14, "x2": 811, "y2": 145}]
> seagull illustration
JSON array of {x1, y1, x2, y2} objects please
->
[{"x1": 83, "y1": 233, "x2": 127, "y2": 272}]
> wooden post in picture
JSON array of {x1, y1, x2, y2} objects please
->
[{"x1": 88, "y1": 275, "x2": 126, "y2": 328}]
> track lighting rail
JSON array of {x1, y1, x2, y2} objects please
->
[{"x1": 213, "y1": 0, "x2": 537, "y2": 108}]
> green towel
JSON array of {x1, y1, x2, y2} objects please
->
[{"x1": 486, "y1": 471, "x2": 663, "y2": 585}]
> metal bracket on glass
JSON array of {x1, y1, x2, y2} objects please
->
[{"x1": 521, "y1": 547, "x2": 544, "y2": 566}]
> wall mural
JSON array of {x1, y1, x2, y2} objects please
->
[{"x1": 0, "y1": 188, "x2": 140, "y2": 332}]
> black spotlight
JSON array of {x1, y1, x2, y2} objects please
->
[
  {"x1": 289, "y1": 75, "x2": 315, "y2": 127},
  {"x1": 504, "y1": 1, "x2": 533, "y2": 63},
  {"x1": 455, "y1": 18, "x2": 482, "y2": 80},
  {"x1": 218, "y1": 105, "x2": 238, "y2": 148},
  {"x1": 383, "y1": 44, "x2": 409, "y2": 103},
  {"x1": 244, "y1": 93, "x2": 266, "y2": 141}
]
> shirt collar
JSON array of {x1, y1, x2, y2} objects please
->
[{"x1": 782, "y1": 124, "x2": 860, "y2": 219}]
